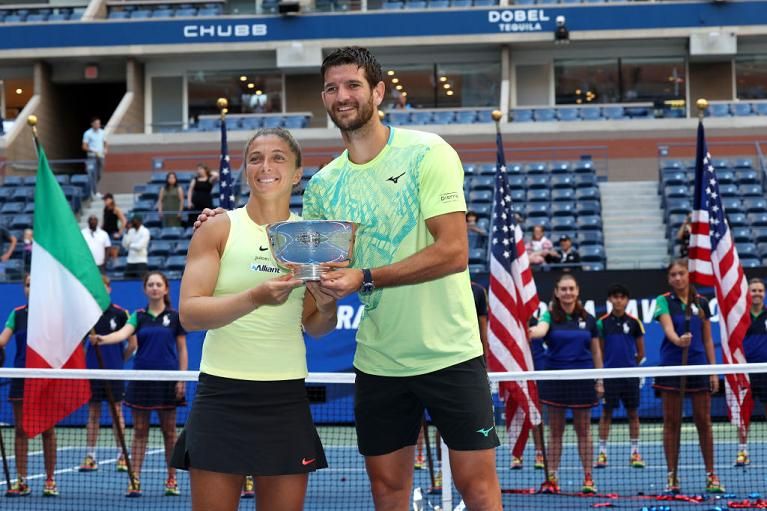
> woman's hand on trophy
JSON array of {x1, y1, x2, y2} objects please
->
[
  {"x1": 250, "y1": 274, "x2": 304, "y2": 306},
  {"x1": 305, "y1": 282, "x2": 337, "y2": 314},
  {"x1": 193, "y1": 207, "x2": 226, "y2": 232},
  {"x1": 318, "y1": 268, "x2": 364, "y2": 299}
]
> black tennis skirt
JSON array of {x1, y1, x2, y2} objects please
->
[
  {"x1": 171, "y1": 373, "x2": 327, "y2": 476},
  {"x1": 539, "y1": 378, "x2": 598, "y2": 409},
  {"x1": 125, "y1": 380, "x2": 186, "y2": 410}
]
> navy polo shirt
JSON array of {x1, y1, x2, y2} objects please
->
[
  {"x1": 4, "y1": 305, "x2": 28, "y2": 368},
  {"x1": 86, "y1": 304, "x2": 130, "y2": 370},
  {"x1": 597, "y1": 312, "x2": 644, "y2": 368},
  {"x1": 540, "y1": 309, "x2": 598, "y2": 370},
  {"x1": 744, "y1": 309, "x2": 767, "y2": 363},
  {"x1": 128, "y1": 308, "x2": 185, "y2": 370},
  {"x1": 654, "y1": 292, "x2": 711, "y2": 366}
]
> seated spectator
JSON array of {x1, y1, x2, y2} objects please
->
[
  {"x1": 0, "y1": 225, "x2": 17, "y2": 278},
  {"x1": 466, "y1": 211, "x2": 487, "y2": 236},
  {"x1": 677, "y1": 213, "x2": 692, "y2": 257},
  {"x1": 526, "y1": 225, "x2": 554, "y2": 266},
  {"x1": 547, "y1": 235, "x2": 581, "y2": 265}
]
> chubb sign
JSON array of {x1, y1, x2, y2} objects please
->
[
  {"x1": 488, "y1": 9, "x2": 550, "y2": 32},
  {"x1": 182, "y1": 23, "x2": 268, "y2": 38}
]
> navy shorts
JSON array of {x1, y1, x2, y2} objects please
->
[
  {"x1": 9, "y1": 378, "x2": 24, "y2": 401},
  {"x1": 653, "y1": 374, "x2": 711, "y2": 394},
  {"x1": 750, "y1": 372, "x2": 767, "y2": 403},
  {"x1": 354, "y1": 356, "x2": 499, "y2": 456},
  {"x1": 171, "y1": 373, "x2": 326, "y2": 476},
  {"x1": 602, "y1": 377, "x2": 640, "y2": 410},
  {"x1": 539, "y1": 377, "x2": 598, "y2": 409}
]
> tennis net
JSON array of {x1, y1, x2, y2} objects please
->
[{"x1": 0, "y1": 363, "x2": 765, "y2": 510}]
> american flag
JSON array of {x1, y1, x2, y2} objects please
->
[
  {"x1": 688, "y1": 121, "x2": 752, "y2": 434},
  {"x1": 218, "y1": 117, "x2": 235, "y2": 210},
  {"x1": 486, "y1": 131, "x2": 542, "y2": 460}
]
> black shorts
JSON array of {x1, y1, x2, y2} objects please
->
[
  {"x1": 653, "y1": 374, "x2": 711, "y2": 394},
  {"x1": 354, "y1": 356, "x2": 499, "y2": 457},
  {"x1": 751, "y1": 372, "x2": 767, "y2": 403},
  {"x1": 9, "y1": 378, "x2": 24, "y2": 401},
  {"x1": 602, "y1": 377, "x2": 640, "y2": 410},
  {"x1": 125, "y1": 380, "x2": 186, "y2": 410},
  {"x1": 171, "y1": 373, "x2": 327, "y2": 476},
  {"x1": 89, "y1": 380, "x2": 126, "y2": 403},
  {"x1": 539, "y1": 377, "x2": 598, "y2": 409}
]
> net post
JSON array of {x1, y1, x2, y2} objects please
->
[{"x1": 440, "y1": 437, "x2": 452, "y2": 510}]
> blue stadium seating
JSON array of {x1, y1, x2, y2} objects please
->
[
  {"x1": 731, "y1": 103, "x2": 754, "y2": 116},
  {"x1": 707, "y1": 103, "x2": 730, "y2": 117},
  {"x1": 579, "y1": 107, "x2": 602, "y2": 121},
  {"x1": 557, "y1": 108, "x2": 579, "y2": 121},
  {"x1": 533, "y1": 108, "x2": 556, "y2": 122},
  {"x1": 511, "y1": 109, "x2": 533, "y2": 122},
  {"x1": 755, "y1": 103, "x2": 767, "y2": 116},
  {"x1": 602, "y1": 106, "x2": 625, "y2": 120}
]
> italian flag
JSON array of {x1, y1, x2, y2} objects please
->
[{"x1": 23, "y1": 143, "x2": 110, "y2": 437}]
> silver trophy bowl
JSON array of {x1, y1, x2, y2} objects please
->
[{"x1": 266, "y1": 220, "x2": 355, "y2": 281}]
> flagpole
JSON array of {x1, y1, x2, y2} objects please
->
[{"x1": 491, "y1": 110, "x2": 551, "y2": 487}]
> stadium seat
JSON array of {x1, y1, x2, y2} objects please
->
[
  {"x1": 404, "y1": 0, "x2": 427, "y2": 8},
  {"x1": 509, "y1": 190, "x2": 525, "y2": 202},
  {"x1": 580, "y1": 245, "x2": 605, "y2": 262},
  {"x1": 753, "y1": 228, "x2": 767, "y2": 244},
  {"x1": 159, "y1": 226, "x2": 185, "y2": 240},
  {"x1": 468, "y1": 203, "x2": 491, "y2": 217},
  {"x1": 410, "y1": 111, "x2": 433, "y2": 124},
  {"x1": 755, "y1": 103, "x2": 767, "y2": 116},
  {"x1": 577, "y1": 215, "x2": 602, "y2": 231},
  {"x1": 735, "y1": 169, "x2": 759, "y2": 185},
  {"x1": 748, "y1": 213, "x2": 767, "y2": 227},
  {"x1": 149, "y1": 240, "x2": 174, "y2": 257},
  {"x1": 758, "y1": 242, "x2": 767, "y2": 258},
  {"x1": 575, "y1": 187, "x2": 599, "y2": 201},
  {"x1": 717, "y1": 184, "x2": 738, "y2": 197},
  {"x1": 731, "y1": 227, "x2": 752, "y2": 243},
  {"x1": 433, "y1": 110, "x2": 455, "y2": 124},
  {"x1": 2, "y1": 175, "x2": 23, "y2": 187},
  {"x1": 602, "y1": 106, "x2": 625, "y2": 120},
  {"x1": 731, "y1": 103, "x2": 754, "y2": 116},
  {"x1": 551, "y1": 201, "x2": 575, "y2": 216},
  {"x1": 524, "y1": 162, "x2": 548, "y2": 175},
  {"x1": 737, "y1": 244, "x2": 759, "y2": 258},
  {"x1": 48, "y1": 12, "x2": 69, "y2": 20},
  {"x1": 533, "y1": 108, "x2": 556, "y2": 122},
  {"x1": 454, "y1": 111, "x2": 477, "y2": 124},
  {"x1": 510, "y1": 109, "x2": 533, "y2": 122},
  {"x1": 663, "y1": 108, "x2": 686, "y2": 119},
  {"x1": 575, "y1": 174, "x2": 598, "y2": 188},
  {"x1": 284, "y1": 116, "x2": 309, "y2": 129},
  {"x1": 573, "y1": 160, "x2": 595, "y2": 174},
  {"x1": 388, "y1": 111, "x2": 410, "y2": 125},
  {"x1": 152, "y1": 8, "x2": 174, "y2": 17},
  {"x1": 550, "y1": 175, "x2": 575, "y2": 189},
  {"x1": 174, "y1": 239, "x2": 191, "y2": 255},
  {"x1": 707, "y1": 103, "x2": 730, "y2": 117},
  {"x1": 549, "y1": 161, "x2": 571, "y2": 174},
  {"x1": 557, "y1": 108, "x2": 579, "y2": 121},
  {"x1": 745, "y1": 198, "x2": 767, "y2": 214},
  {"x1": 25, "y1": 13, "x2": 47, "y2": 21},
  {"x1": 666, "y1": 199, "x2": 691, "y2": 215},
  {"x1": 450, "y1": 0, "x2": 472, "y2": 6},
  {"x1": 715, "y1": 170, "x2": 735, "y2": 185},
  {"x1": 722, "y1": 198, "x2": 745, "y2": 215},
  {"x1": 583, "y1": 262, "x2": 605, "y2": 271},
  {"x1": 472, "y1": 0, "x2": 497, "y2": 5},
  {"x1": 526, "y1": 176, "x2": 549, "y2": 189},
  {"x1": 22, "y1": 176, "x2": 36, "y2": 186},
  {"x1": 471, "y1": 176, "x2": 495, "y2": 192},
  {"x1": 142, "y1": 212, "x2": 163, "y2": 228},
  {"x1": 130, "y1": 9, "x2": 151, "y2": 18},
  {"x1": 576, "y1": 200, "x2": 601, "y2": 216},
  {"x1": 664, "y1": 185, "x2": 689, "y2": 199},
  {"x1": 469, "y1": 264, "x2": 487, "y2": 275},
  {"x1": 478, "y1": 163, "x2": 496, "y2": 176},
  {"x1": 526, "y1": 189, "x2": 550, "y2": 202},
  {"x1": 742, "y1": 257, "x2": 761, "y2": 268},
  {"x1": 196, "y1": 118, "x2": 219, "y2": 131},
  {"x1": 10, "y1": 214, "x2": 32, "y2": 229},
  {"x1": 476, "y1": 111, "x2": 494, "y2": 123},
  {"x1": 506, "y1": 175, "x2": 525, "y2": 190},
  {"x1": 625, "y1": 106, "x2": 651, "y2": 118},
  {"x1": 728, "y1": 213, "x2": 748, "y2": 227},
  {"x1": 739, "y1": 184, "x2": 763, "y2": 197},
  {"x1": 165, "y1": 255, "x2": 187, "y2": 272},
  {"x1": 579, "y1": 107, "x2": 602, "y2": 121},
  {"x1": 468, "y1": 248, "x2": 486, "y2": 264},
  {"x1": 525, "y1": 203, "x2": 549, "y2": 217},
  {"x1": 428, "y1": 0, "x2": 450, "y2": 7},
  {"x1": 551, "y1": 188, "x2": 575, "y2": 201},
  {"x1": 107, "y1": 10, "x2": 130, "y2": 18},
  {"x1": 468, "y1": 190, "x2": 493, "y2": 203},
  {"x1": 661, "y1": 172, "x2": 688, "y2": 187},
  {"x1": 710, "y1": 158, "x2": 731, "y2": 170},
  {"x1": 660, "y1": 160, "x2": 684, "y2": 171},
  {"x1": 551, "y1": 216, "x2": 576, "y2": 232},
  {"x1": 0, "y1": 202, "x2": 17, "y2": 214},
  {"x1": 577, "y1": 231, "x2": 603, "y2": 246},
  {"x1": 175, "y1": 7, "x2": 198, "y2": 16},
  {"x1": 263, "y1": 116, "x2": 284, "y2": 128},
  {"x1": 381, "y1": 1, "x2": 404, "y2": 8}
]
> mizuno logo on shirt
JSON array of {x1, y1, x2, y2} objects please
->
[
  {"x1": 476, "y1": 426, "x2": 495, "y2": 437},
  {"x1": 387, "y1": 172, "x2": 405, "y2": 184}
]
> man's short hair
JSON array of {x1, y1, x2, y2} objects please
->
[
  {"x1": 607, "y1": 283, "x2": 630, "y2": 298},
  {"x1": 321, "y1": 46, "x2": 384, "y2": 91}
]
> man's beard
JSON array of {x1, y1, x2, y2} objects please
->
[{"x1": 328, "y1": 96, "x2": 375, "y2": 132}]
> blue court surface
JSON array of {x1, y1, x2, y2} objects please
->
[{"x1": 0, "y1": 423, "x2": 765, "y2": 510}]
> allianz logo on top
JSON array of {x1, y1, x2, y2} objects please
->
[
  {"x1": 183, "y1": 23, "x2": 268, "y2": 38},
  {"x1": 488, "y1": 9, "x2": 550, "y2": 33}
]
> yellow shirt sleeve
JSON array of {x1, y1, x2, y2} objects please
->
[{"x1": 418, "y1": 141, "x2": 467, "y2": 220}]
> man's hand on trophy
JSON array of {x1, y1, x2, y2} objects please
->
[
  {"x1": 305, "y1": 282, "x2": 337, "y2": 314},
  {"x1": 250, "y1": 274, "x2": 303, "y2": 306},
  {"x1": 319, "y1": 268, "x2": 364, "y2": 299},
  {"x1": 193, "y1": 207, "x2": 226, "y2": 232}
]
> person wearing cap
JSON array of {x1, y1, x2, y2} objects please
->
[
  {"x1": 547, "y1": 235, "x2": 581, "y2": 265},
  {"x1": 122, "y1": 215, "x2": 150, "y2": 279}
]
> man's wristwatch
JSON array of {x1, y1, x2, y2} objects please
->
[{"x1": 360, "y1": 268, "x2": 375, "y2": 294}]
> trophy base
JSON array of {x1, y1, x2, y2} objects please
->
[{"x1": 293, "y1": 265, "x2": 325, "y2": 281}]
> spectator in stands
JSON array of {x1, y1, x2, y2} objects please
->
[
  {"x1": 91, "y1": 271, "x2": 187, "y2": 497},
  {"x1": 734, "y1": 278, "x2": 767, "y2": 467},
  {"x1": 653, "y1": 258, "x2": 723, "y2": 494},
  {"x1": 393, "y1": 92, "x2": 411, "y2": 110},
  {"x1": 173, "y1": 128, "x2": 337, "y2": 511},
  {"x1": 21, "y1": 229, "x2": 32, "y2": 271},
  {"x1": 547, "y1": 235, "x2": 581, "y2": 265},
  {"x1": 528, "y1": 273, "x2": 603, "y2": 495},
  {"x1": 0, "y1": 225, "x2": 18, "y2": 277},
  {"x1": 187, "y1": 164, "x2": 218, "y2": 215},
  {"x1": 525, "y1": 225, "x2": 554, "y2": 266},
  {"x1": 79, "y1": 274, "x2": 131, "y2": 474},
  {"x1": 81, "y1": 215, "x2": 111, "y2": 273},
  {"x1": 157, "y1": 172, "x2": 185, "y2": 228},
  {"x1": 0, "y1": 274, "x2": 59, "y2": 497},
  {"x1": 122, "y1": 215, "x2": 150, "y2": 279},
  {"x1": 595, "y1": 283, "x2": 646, "y2": 470},
  {"x1": 677, "y1": 213, "x2": 692, "y2": 257},
  {"x1": 103, "y1": 193, "x2": 127, "y2": 262},
  {"x1": 82, "y1": 117, "x2": 107, "y2": 181},
  {"x1": 466, "y1": 210, "x2": 487, "y2": 249}
]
